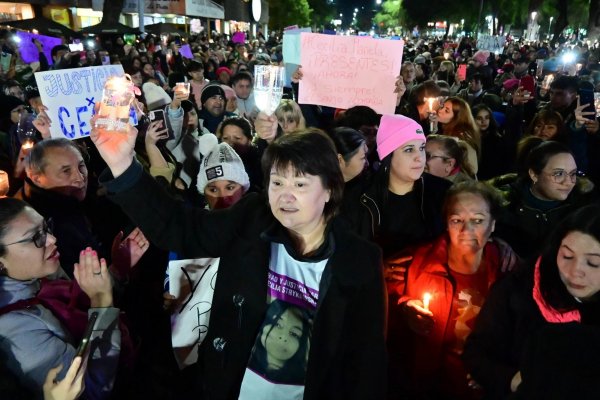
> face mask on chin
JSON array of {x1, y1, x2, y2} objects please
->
[{"x1": 212, "y1": 194, "x2": 240, "y2": 210}]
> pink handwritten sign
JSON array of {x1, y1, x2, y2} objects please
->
[{"x1": 298, "y1": 33, "x2": 403, "y2": 114}]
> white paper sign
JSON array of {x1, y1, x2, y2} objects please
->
[
  {"x1": 35, "y1": 65, "x2": 125, "y2": 140},
  {"x1": 167, "y1": 258, "x2": 219, "y2": 368},
  {"x1": 477, "y1": 35, "x2": 506, "y2": 54}
]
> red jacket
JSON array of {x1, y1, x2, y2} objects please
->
[{"x1": 399, "y1": 234, "x2": 503, "y2": 381}]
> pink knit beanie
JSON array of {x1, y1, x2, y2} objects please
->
[
  {"x1": 376, "y1": 114, "x2": 425, "y2": 160},
  {"x1": 472, "y1": 50, "x2": 490, "y2": 65}
]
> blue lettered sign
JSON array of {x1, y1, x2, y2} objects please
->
[{"x1": 35, "y1": 65, "x2": 125, "y2": 140}]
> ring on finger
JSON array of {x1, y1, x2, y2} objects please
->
[{"x1": 93, "y1": 271, "x2": 102, "y2": 276}]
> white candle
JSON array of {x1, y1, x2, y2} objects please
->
[{"x1": 423, "y1": 292, "x2": 432, "y2": 311}]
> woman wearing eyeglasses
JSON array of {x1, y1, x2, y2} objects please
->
[
  {"x1": 0, "y1": 198, "x2": 121, "y2": 400},
  {"x1": 425, "y1": 134, "x2": 475, "y2": 184},
  {"x1": 492, "y1": 141, "x2": 595, "y2": 261}
]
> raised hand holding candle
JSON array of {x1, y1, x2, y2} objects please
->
[
  {"x1": 0, "y1": 170, "x2": 8, "y2": 197},
  {"x1": 423, "y1": 292, "x2": 432, "y2": 311},
  {"x1": 96, "y1": 74, "x2": 137, "y2": 133}
]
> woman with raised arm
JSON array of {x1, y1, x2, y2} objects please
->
[{"x1": 89, "y1": 115, "x2": 387, "y2": 400}]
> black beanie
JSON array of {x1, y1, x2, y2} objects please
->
[
  {"x1": 200, "y1": 83, "x2": 225, "y2": 105},
  {"x1": 0, "y1": 96, "x2": 25, "y2": 121}
]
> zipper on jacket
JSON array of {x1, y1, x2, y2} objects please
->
[
  {"x1": 360, "y1": 193, "x2": 381, "y2": 238},
  {"x1": 233, "y1": 294, "x2": 245, "y2": 329}
]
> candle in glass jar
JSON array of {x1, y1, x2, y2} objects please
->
[
  {"x1": 0, "y1": 170, "x2": 9, "y2": 197},
  {"x1": 21, "y1": 139, "x2": 35, "y2": 151},
  {"x1": 422, "y1": 292, "x2": 432, "y2": 311}
]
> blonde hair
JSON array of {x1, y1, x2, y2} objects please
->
[{"x1": 275, "y1": 99, "x2": 306, "y2": 132}]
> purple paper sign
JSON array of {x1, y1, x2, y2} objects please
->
[
  {"x1": 179, "y1": 44, "x2": 194, "y2": 59},
  {"x1": 17, "y1": 31, "x2": 62, "y2": 66},
  {"x1": 232, "y1": 32, "x2": 246, "y2": 44}
]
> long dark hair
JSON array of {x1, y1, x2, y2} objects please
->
[
  {"x1": 248, "y1": 300, "x2": 312, "y2": 384},
  {"x1": 0, "y1": 198, "x2": 28, "y2": 257},
  {"x1": 539, "y1": 204, "x2": 600, "y2": 311}
]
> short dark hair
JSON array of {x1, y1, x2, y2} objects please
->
[
  {"x1": 26, "y1": 138, "x2": 85, "y2": 176},
  {"x1": 187, "y1": 60, "x2": 204, "y2": 73},
  {"x1": 329, "y1": 127, "x2": 366, "y2": 162},
  {"x1": 470, "y1": 73, "x2": 483, "y2": 84},
  {"x1": 334, "y1": 106, "x2": 380, "y2": 130},
  {"x1": 525, "y1": 141, "x2": 574, "y2": 181},
  {"x1": 442, "y1": 180, "x2": 503, "y2": 221},
  {"x1": 217, "y1": 116, "x2": 253, "y2": 141},
  {"x1": 261, "y1": 129, "x2": 344, "y2": 221},
  {"x1": 0, "y1": 198, "x2": 28, "y2": 257},
  {"x1": 539, "y1": 204, "x2": 600, "y2": 310},
  {"x1": 550, "y1": 76, "x2": 579, "y2": 93},
  {"x1": 230, "y1": 71, "x2": 253, "y2": 86},
  {"x1": 51, "y1": 44, "x2": 69, "y2": 59},
  {"x1": 410, "y1": 80, "x2": 442, "y2": 106}
]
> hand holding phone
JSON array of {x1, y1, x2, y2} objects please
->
[
  {"x1": 76, "y1": 311, "x2": 98, "y2": 358},
  {"x1": 579, "y1": 88, "x2": 596, "y2": 120},
  {"x1": 148, "y1": 110, "x2": 174, "y2": 142}
]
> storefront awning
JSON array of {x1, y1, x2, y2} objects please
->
[{"x1": 186, "y1": 0, "x2": 224, "y2": 19}]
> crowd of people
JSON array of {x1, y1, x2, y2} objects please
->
[{"x1": 0, "y1": 26, "x2": 599, "y2": 399}]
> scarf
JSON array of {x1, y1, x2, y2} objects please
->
[{"x1": 532, "y1": 257, "x2": 581, "y2": 323}]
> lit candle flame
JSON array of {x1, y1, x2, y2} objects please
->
[
  {"x1": 423, "y1": 292, "x2": 432, "y2": 311},
  {"x1": 0, "y1": 170, "x2": 8, "y2": 197},
  {"x1": 426, "y1": 97, "x2": 435, "y2": 112},
  {"x1": 21, "y1": 140, "x2": 35, "y2": 150}
]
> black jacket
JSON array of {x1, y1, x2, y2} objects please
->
[
  {"x1": 463, "y1": 265, "x2": 600, "y2": 400},
  {"x1": 102, "y1": 161, "x2": 387, "y2": 400},
  {"x1": 491, "y1": 175, "x2": 595, "y2": 261},
  {"x1": 342, "y1": 172, "x2": 451, "y2": 257}
]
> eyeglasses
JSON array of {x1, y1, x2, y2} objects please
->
[
  {"x1": 3, "y1": 219, "x2": 54, "y2": 248},
  {"x1": 426, "y1": 152, "x2": 450, "y2": 161},
  {"x1": 209, "y1": 95, "x2": 225, "y2": 102},
  {"x1": 544, "y1": 169, "x2": 582, "y2": 184}
]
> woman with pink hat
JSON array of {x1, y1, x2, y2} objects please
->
[{"x1": 343, "y1": 114, "x2": 452, "y2": 261}]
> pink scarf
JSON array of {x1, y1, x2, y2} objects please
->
[{"x1": 532, "y1": 257, "x2": 581, "y2": 323}]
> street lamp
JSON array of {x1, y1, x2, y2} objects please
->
[
  {"x1": 548, "y1": 16, "x2": 554, "y2": 38},
  {"x1": 531, "y1": 11, "x2": 537, "y2": 22}
]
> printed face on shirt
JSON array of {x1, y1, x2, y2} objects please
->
[
  {"x1": 0, "y1": 208, "x2": 60, "y2": 280},
  {"x1": 261, "y1": 308, "x2": 304, "y2": 370},
  {"x1": 529, "y1": 153, "x2": 577, "y2": 201},
  {"x1": 557, "y1": 231, "x2": 600, "y2": 300},
  {"x1": 29, "y1": 146, "x2": 88, "y2": 202},
  {"x1": 390, "y1": 139, "x2": 426, "y2": 185},
  {"x1": 232, "y1": 78, "x2": 252, "y2": 100},
  {"x1": 268, "y1": 164, "x2": 330, "y2": 238},
  {"x1": 221, "y1": 124, "x2": 250, "y2": 147},
  {"x1": 446, "y1": 192, "x2": 495, "y2": 255},
  {"x1": 339, "y1": 143, "x2": 368, "y2": 182}
]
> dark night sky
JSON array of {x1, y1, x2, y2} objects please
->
[{"x1": 337, "y1": 0, "x2": 378, "y2": 29}]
